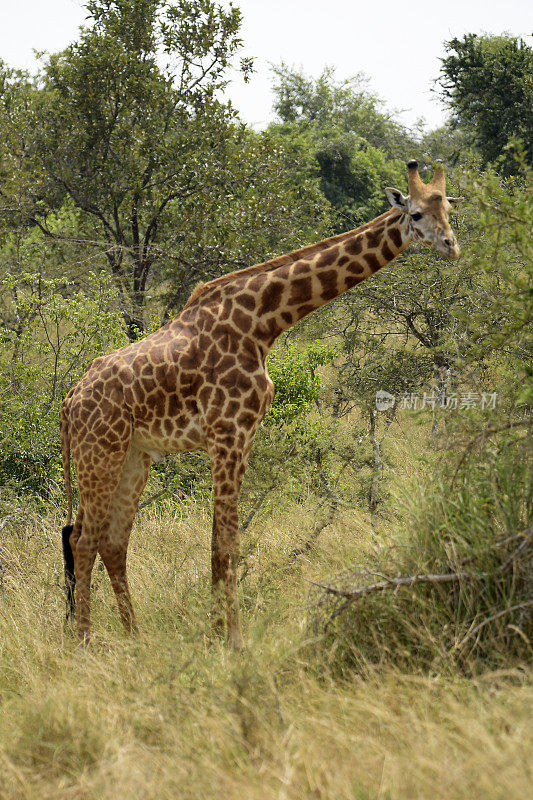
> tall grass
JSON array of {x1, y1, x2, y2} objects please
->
[
  {"x1": 0, "y1": 471, "x2": 531, "y2": 798},
  {"x1": 314, "y1": 430, "x2": 532, "y2": 675}
]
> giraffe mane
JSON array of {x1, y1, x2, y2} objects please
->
[
  {"x1": 183, "y1": 281, "x2": 207, "y2": 308},
  {"x1": 182, "y1": 209, "x2": 399, "y2": 309}
]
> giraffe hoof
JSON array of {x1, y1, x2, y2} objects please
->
[
  {"x1": 78, "y1": 630, "x2": 91, "y2": 648},
  {"x1": 228, "y1": 630, "x2": 244, "y2": 651}
]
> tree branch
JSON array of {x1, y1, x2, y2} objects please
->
[{"x1": 453, "y1": 600, "x2": 533, "y2": 652}]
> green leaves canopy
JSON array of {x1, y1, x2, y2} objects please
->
[
  {"x1": 269, "y1": 65, "x2": 417, "y2": 233},
  {"x1": 0, "y1": 1, "x2": 248, "y2": 339},
  {"x1": 437, "y1": 34, "x2": 533, "y2": 173}
]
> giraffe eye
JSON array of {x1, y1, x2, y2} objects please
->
[{"x1": 411, "y1": 212, "x2": 423, "y2": 221}]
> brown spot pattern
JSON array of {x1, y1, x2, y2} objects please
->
[
  {"x1": 258, "y1": 281, "x2": 284, "y2": 315},
  {"x1": 381, "y1": 241, "x2": 394, "y2": 261},
  {"x1": 389, "y1": 227, "x2": 402, "y2": 248},
  {"x1": 346, "y1": 236, "x2": 363, "y2": 255},
  {"x1": 364, "y1": 253, "x2": 382, "y2": 272}
]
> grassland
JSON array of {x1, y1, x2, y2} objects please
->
[{"x1": 0, "y1": 420, "x2": 531, "y2": 800}]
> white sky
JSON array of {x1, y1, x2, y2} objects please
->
[{"x1": 1, "y1": 0, "x2": 531, "y2": 131}]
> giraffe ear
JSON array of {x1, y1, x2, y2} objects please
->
[
  {"x1": 447, "y1": 196, "x2": 464, "y2": 208},
  {"x1": 385, "y1": 187, "x2": 408, "y2": 210}
]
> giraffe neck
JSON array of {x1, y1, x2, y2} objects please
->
[{"x1": 242, "y1": 209, "x2": 411, "y2": 349}]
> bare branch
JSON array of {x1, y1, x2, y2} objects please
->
[
  {"x1": 453, "y1": 600, "x2": 533, "y2": 652},
  {"x1": 138, "y1": 479, "x2": 185, "y2": 511},
  {"x1": 320, "y1": 570, "x2": 479, "y2": 626}
]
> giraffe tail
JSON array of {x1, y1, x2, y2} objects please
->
[{"x1": 60, "y1": 400, "x2": 75, "y2": 620}]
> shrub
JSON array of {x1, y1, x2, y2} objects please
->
[
  {"x1": 315, "y1": 397, "x2": 532, "y2": 676},
  {"x1": 0, "y1": 271, "x2": 126, "y2": 498}
]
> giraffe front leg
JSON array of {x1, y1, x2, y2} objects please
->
[
  {"x1": 208, "y1": 432, "x2": 251, "y2": 650},
  {"x1": 211, "y1": 514, "x2": 225, "y2": 636},
  {"x1": 211, "y1": 494, "x2": 243, "y2": 650}
]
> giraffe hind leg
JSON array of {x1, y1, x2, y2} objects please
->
[
  {"x1": 98, "y1": 447, "x2": 151, "y2": 634},
  {"x1": 74, "y1": 459, "x2": 132, "y2": 643},
  {"x1": 99, "y1": 539, "x2": 138, "y2": 633}
]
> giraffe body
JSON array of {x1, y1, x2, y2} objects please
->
[{"x1": 61, "y1": 161, "x2": 461, "y2": 648}]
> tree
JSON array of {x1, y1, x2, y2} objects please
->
[
  {"x1": 269, "y1": 65, "x2": 419, "y2": 233},
  {"x1": 437, "y1": 34, "x2": 533, "y2": 173},
  {"x1": 271, "y1": 64, "x2": 414, "y2": 159},
  {"x1": 0, "y1": 0, "x2": 250, "y2": 340},
  {"x1": 452, "y1": 162, "x2": 533, "y2": 404},
  {"x1": 0, "y1": 2, "x2": 332, "y2": 340},
  {"x1": 419, "y1": 122, "x2": 472, "y2": 168}
]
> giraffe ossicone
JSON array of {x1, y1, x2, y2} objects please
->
[{"x1": 61, "y1": 160, "x2": 461, "y2": 649}]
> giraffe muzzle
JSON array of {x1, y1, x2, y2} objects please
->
[
  {"x1": 444, "y1": 237, "x2": 460, "y2": 260},
  {"x1": 436, "y1": 235, "x2": 460, "y2": 260}
]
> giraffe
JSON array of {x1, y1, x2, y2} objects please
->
[{"x1": 61, "y1": 160, "x2": 462, "y2": 649}]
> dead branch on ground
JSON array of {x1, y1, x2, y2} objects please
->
[{"x1": 313, "y1": 523, "x2": 532, "y2": 629}]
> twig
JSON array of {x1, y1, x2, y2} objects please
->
[
  {"x1": 289, "y1": 435, "x2": 363, "y2": 559},
  {"x1": 499, "y1": 524, "x2": 533, "y2": 572},
  {"x1": 316, "y1": 521, "x2": 532, "y2": 629},
  {"x1": 315, "y1": 570, "x2": 476, "y2": 600},
  {"x1": 241, "y1": 445, "x2": 297, "y2": 534},
  {"x1": 494, "y1": 526, "x2": 533, "y2": 550},
  {"x1": 453, "y1": 600, "x2": 533, "y2": 651},
  {"x1": 317, "y1": 570, "x2": 478, "y2": 626},
  {"x1": 237, "y1": 447, "x2": 299, "y2": 585},
  {"x1": 290, "y1": 507, "x2": 337, "y2": 559},
  {"x1": 138, "y1": 481, "x2": 185, "y2": 510},
  {"x1": 450, "y1": 417, "x2": 533, "y2": 487}
]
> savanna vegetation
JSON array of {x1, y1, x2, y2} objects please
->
[{"x1": 0, "y1": 2, "x2": 531, "y2": 798}]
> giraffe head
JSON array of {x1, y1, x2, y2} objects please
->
[{"x1": 385, "y1": 160, "x2": 462, "y2": 259}]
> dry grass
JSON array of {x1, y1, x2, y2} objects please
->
[{"x1": 0, "y1": 497, "x2": 532, "y2": 800}]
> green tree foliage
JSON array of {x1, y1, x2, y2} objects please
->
[
  {"x1": 269, "y1": 65, "x2": 418, "y2": 232},
  {"x1": 452, "y1": 161, "x2": 532, "y2": 403},
  {"x1": 0, "y1": 269, "x2": 126, "y2": 496},
  {"x1": 437, "y1": 34, "x2": 533, "y2": 173},
  {"x1": 266, "y1": 342, "x2": 334, "y2": 427},
  {"x1": 271, "y1": 65, "x2": 412, "y2": 157},
  {"x1": 158, "y1": 126, "x2": 331, "y2": 318},
  {"x1": 419, "y1": 122, "x2": 472, "y2": 167},
  {"x1": 0, "y1": 0, "x2": 249, "y2": 340}
]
